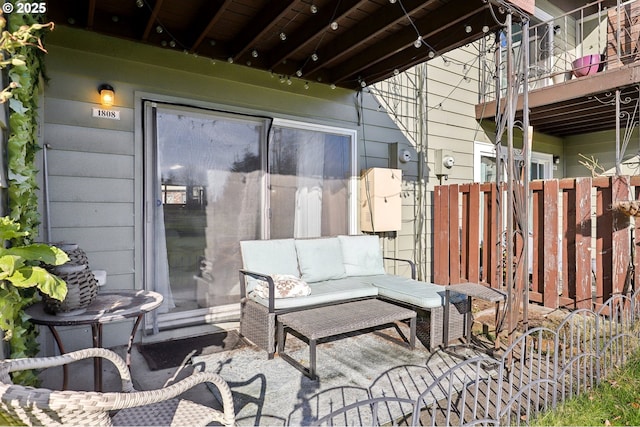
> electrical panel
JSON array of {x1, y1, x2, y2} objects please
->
[
  {"x1": 434, "y1": 149, "x2": 456, "y2": 177},
  {"x1": 360, "y1": 168, "x2": 402, "y2": 232}
]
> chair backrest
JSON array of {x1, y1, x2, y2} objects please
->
[
  {"x1": 0, "y1": 383, "x2": 114, "y2": 426},
  {"x1": 0, "y1": 349, "x2": 130, "y2": 426},
  {"x1": 1, "y1": 348, "x2": 236, "y2": 427}
]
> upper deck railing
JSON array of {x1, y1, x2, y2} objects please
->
[{"x1": 479, "y1": 0, "x2": 639, "y2": 103}]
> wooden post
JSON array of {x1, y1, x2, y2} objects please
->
[
  {"x1": 449, "y1": 184, "x2": 460, "y2": 284},
  {"x1": 612, "y1": 176, "x2": 631, "y2": 295},
  {"x1": 434, "y1": 185, "x2": 449, "y2": 285},
  {"x1": 575, "y1": 177, "x2": 593, "y2": 309},
  {"x1": 543, "y1": 179, "x2": 559, "y2": 308}
]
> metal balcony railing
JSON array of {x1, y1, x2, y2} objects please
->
[{"x1": 479, "y1": 0, "x2": 640, "y2": 103}]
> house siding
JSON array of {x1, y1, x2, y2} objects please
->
[
  {"x1": 39, "y1": 26, "x2": 416, "y2": 349},
  {"x1": 564, "y1": 129, "x2": 639, "y2": 177}
]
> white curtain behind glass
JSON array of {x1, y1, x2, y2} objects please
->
[
  {"x1": 294, "y1": 131, "x2": 325, "y2": 238},
  {"x1": 154, "y1": 133, "x2": 175, "y2": 314}
]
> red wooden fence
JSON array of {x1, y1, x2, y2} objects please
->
[{"x1": 434, "y1": 176, "x2": 640, "y2": 310}]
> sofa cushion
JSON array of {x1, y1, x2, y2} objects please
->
[
  {"x1": 363, "y1": 274, "x2": 453, "y2": 308},
  {"x1": 252, "y1": 274, "x2": 311, "y2": 299},
  {"x1": 240, "y1": 239, "x2": 300, "y2": 291},
  {"x1": 295, "y1": 238, "x2": 347, "y2": 283},
  {"x1": 338, "y1": 235, "x2": 386, "y2": 276},
  {"x1": 248, "y1": 277, "x2": 378, "y2": 310}
]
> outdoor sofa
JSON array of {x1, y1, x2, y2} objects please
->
[{"x1": 239, "y1": 234, "x2": 467, "y2": 358}]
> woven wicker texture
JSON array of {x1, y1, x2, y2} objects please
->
[
  {"x1": 240, "y1": 299, "x2": 276, "y2": 356},
  {"x1": 241, "y1": 296, "x2": 467, "y2": 354},
  {"x1": 44, "y1": 264, "x2": 98, "y2": 313},
  {"x1": 431, "y1": 301, "x2": 467, "y2": 346},
  {"x1": 43, "y1": 245, "x2": 98, "y2": 314},
  {"x1": 278, "y1": 299, "x2": 415, "y2": 340},
  {"x1": 0, "y1": 348, "x2": 235, "y2": 427}
]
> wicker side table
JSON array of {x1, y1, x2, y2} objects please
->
[
  {"x1": 443, "y1": 283, "x2": 506, "y2": 350},
  {"x1": 277, "y1": 299, "x2": 416, "y2": 380}
]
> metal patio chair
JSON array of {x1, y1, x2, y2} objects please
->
[{"x1": 0, "y1": 347, "x2": 235, "y2": 426}]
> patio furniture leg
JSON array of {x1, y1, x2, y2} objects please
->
[
  {"x1": 277, "y1": 321, "x2": 284, "y2": 354},
  {"x1": 465, "y1": 296, "x2": 473, "y2": 343},
  {"x1": 47, "y1": 325, "x2": 68, "y2": 390},
  {"x1": 409, "y1": 316, "x2": 416, "y2": 349},
  {"x1": 494, "y1": 301, "x2": 501, "y2": 351},
  {"x1": 443, "y1": 289, "x2": 450, "y2": 346},
  {"x1": 309, "y1": 338, "x2": 317, "y2": 380}
]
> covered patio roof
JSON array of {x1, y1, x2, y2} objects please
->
[{"x1": 45, "y1": 0, "x2": 525, "y2": 90}]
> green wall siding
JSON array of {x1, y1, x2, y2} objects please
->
[{"x1": 40, "y1": 27, "x2": 420, "y2": 347}]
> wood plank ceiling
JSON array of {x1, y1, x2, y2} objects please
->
[{"x1": 45, "y1": 0, "x2": 510, "y2": 90}]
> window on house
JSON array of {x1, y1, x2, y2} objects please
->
[
  {"x1": 143, "y1": 102, "x2": 356, "y2": 328},
  {"x1": 474, "y1": 141, "x2": 552, "y2": 183}
]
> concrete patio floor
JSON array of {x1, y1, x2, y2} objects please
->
[
  {"x1": 38, "y1": 324, "x2": 231, "y2": 409},
  {"x1": 34, "y1": 307, "x2": 530, "y2": 425}
]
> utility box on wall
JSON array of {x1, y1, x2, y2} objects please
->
[{"x1": 360, "y1": 167, "x2": 402, "y2": 232}]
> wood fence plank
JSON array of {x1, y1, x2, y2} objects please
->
[
  {"x1": 432, "y1": 176, "x2": 636, "y2": 311},
  {"x1": 543, "y1": 179, "x2": 559, "y2": 308},
  {"x1": 636, "y1": 186, "x2": 640, "y2": 291},
  {"x1": 433, "y1": 186, "x2": 449, "y2": 285},
  {"x1": 596, "y1": 179, "x2": 613, "y2": 304},
  {"x1": 488, "y1": 184, "x2": 500, "y2": 288},
  {"x1": 449, "y1": 185, "x2": 460, "y2": 284},
  {"x1": 563, "y1": 185, "x2": 575, "y2": 304},
  {"x1": 482, "y1": 189, "x2": 491, "y2": 284},
  {"x1": 612, "y1": 176, "x2": 631, "y2": 295},
  {"x1": 532, "y1": 187, "x2": 543, "y2": 297},
  {"x1": 575, "y1": 177, "x2": 592, "y2": 309},
  {"x1": 467, "y1": 183, "x2": 481, "y2": 282},
  {"x1": 461, "y1": 189, "x2": 469, "y2": 282}
]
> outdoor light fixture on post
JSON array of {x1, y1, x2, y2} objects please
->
[{"x1": 98, "y1": 84, "x2": 115, "y2": 107}]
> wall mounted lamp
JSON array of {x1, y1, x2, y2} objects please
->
[
  {"x1": 98, "y1": 84, "x2": 115, "y2": 107},
  {"x1": 553, "y1": 155, "x2": 560, "y2": 164}
]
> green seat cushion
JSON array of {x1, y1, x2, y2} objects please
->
[
  {"x1": 294, "y1": 238, "x2": 347, "y2": 283},
  {"x1": 338, "y1": 234, "x2": 386, "y2": 276},
  {"x1": 248, "y1": 278, "x2": 378, "y2": 310},
  {"x1": 362, "y1": 275, "x2": 463, "y2": 309},
  {"x1": 240, "y1": 239, "x2": 300, "y2": 291}
]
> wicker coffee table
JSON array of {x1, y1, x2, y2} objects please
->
[{"x1": 277, "y1": 299, "x2": 416, "y2": 380}]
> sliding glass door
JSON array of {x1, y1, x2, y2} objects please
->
[{"x1": 144, "y1": 102, "x2": 356, "y2": 329}]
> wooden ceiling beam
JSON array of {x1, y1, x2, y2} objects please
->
[
  {"x1": 267, "y1": 0, "x2": 369, "y2": 69},
  {"x1": 333, "y1": 4, "x2": 492, "y2": 85},
  {"x1": 86, "y1": 0, "x2": 96, "y2": 29},
  {"x1": 303, "y1": 0, "x2": 430, "y2": 77},
  {"x1": 190, "y1": 0, "x2": 235, "y2": 53},
  {"x1": 142, "y1": 0, "x2": 164, "y2": 41},
  {"x1": 230, "y1": 0, "x2": 302, "y2": 62}
]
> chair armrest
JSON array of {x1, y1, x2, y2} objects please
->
[
  {"x1": 110, "y1": 371, "x2": 236, "y2": 426},
  {"x1": 0, "y1": 348, "x2": 135, "y2": 392},
  {"x1": 239, "y1": 269, "x2": 276, "y2": 312},
  {"x1": 384, "y1": 257, "x2": 417, "y2": 279}
]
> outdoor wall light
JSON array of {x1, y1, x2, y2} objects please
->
[{"x1": 98, "y1": 84, "x2": 115, "y2": 107}]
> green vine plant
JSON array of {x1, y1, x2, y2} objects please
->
[{"x1": 0, "y1": 8, "x2": 64, "y2": 386}]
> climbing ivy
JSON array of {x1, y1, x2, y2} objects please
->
[
  {"x1": 0, "y1": 4, "x2": 57, "y2": 385},
  {"x1": 6, "y1": 7, "x2": 48, "y2": 235}
]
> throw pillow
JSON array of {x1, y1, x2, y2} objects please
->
[{"x1": 252, "y1": 274, "x2": 311, "y2": 299}]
